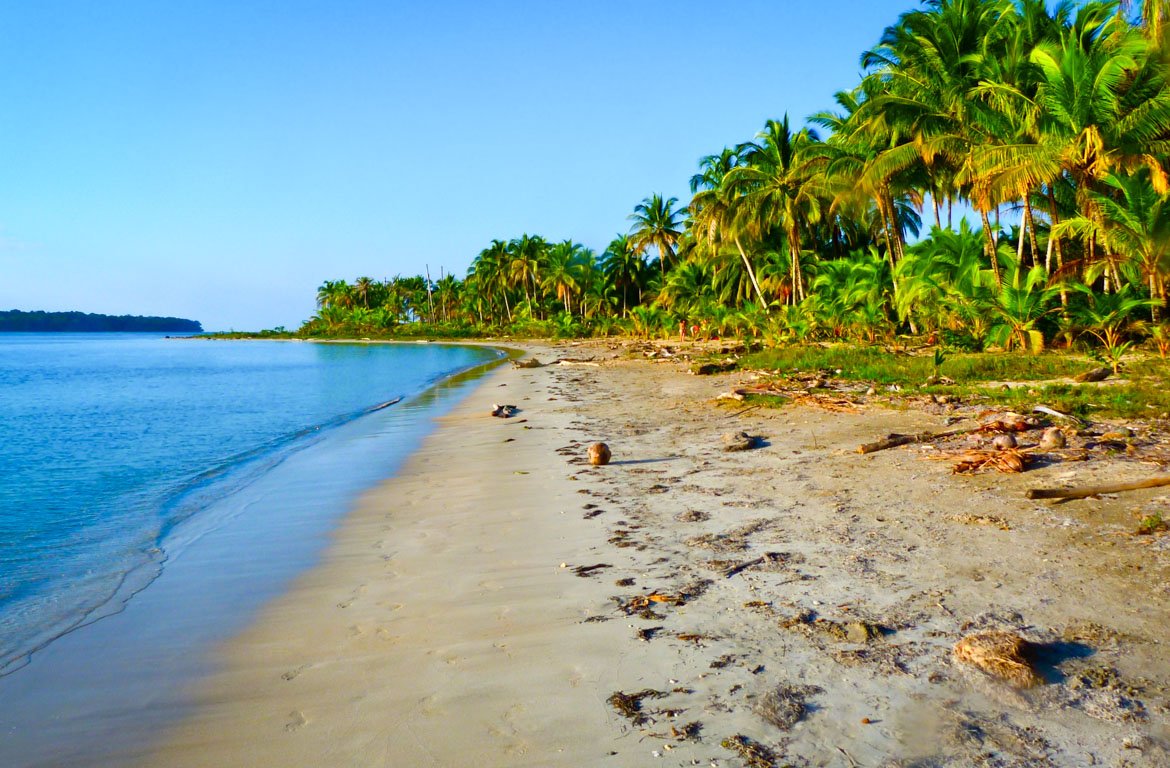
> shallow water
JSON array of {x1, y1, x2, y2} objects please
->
[{"x1": 0, "y1": 335, "x2": 502, "y2": 765}]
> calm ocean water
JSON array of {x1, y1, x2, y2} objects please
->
[{"x1": 0, "y1": 334, "x2": 500, "y2": 677}]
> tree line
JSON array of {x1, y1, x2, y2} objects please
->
[
  {"x1": 302, "y1": 0, "x2": 1170, "y2": 365},
  {"x1": 0, "y1": 310, "x2": 202, "y2": 333}
]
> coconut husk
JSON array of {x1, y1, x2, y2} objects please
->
[
  {"x1": 722, "y1": 431, "x2": 764, "y2": 451},
  {"x1": 588, "y1": 442, "x2": 611, "y2": 465},
  {"x1": 952, "y1": 630, "x2": 1043, "y2": 688},
  {"x1": 947, "y1": 448, "x2": 1031, "y2": 474}
]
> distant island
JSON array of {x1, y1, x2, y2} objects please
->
[{"x1": 0, "y1": 310, "x2": 203, "y2": 333}]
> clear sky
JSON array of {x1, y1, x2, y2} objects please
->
[{"x1": 0, "y1": 0, "x2": 918, "y2": 331}]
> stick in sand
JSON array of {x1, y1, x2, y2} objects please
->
[
  {"x1": 856, "y1": 425, "x2": 976, "y2": 454},
  {"x1": 1026, "y1": 476, "x2": 1170, "y2": 501}
]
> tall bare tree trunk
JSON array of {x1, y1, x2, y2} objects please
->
[
  {"x1": 980, "y1": 207, "x2": 1002, "y2": 287},
  {"x1": 1047, "y1": 187, "x2": 1068, "y2": 310},
  {"x1": 1024, "y1": 199, "x2": 1040, "y2": 268},
  {"x1": 735, "y1": 237, "x2": 770, "y2": 312}
]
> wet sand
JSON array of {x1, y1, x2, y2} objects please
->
[{"x1": 141, "y1": 342, "x2": 1170, "y2": 767}]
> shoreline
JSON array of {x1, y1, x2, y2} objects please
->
[
  {"x1": 0, "y1": 342, "x2": 509, "y2": 768},
  {"x1": 137, "y1": 341, "x2": 629, "y2": 766},
  {"x1": 139, "y1": 342, "x2": 1170, "y2": 767}
]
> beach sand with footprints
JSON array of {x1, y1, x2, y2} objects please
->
[{"x1": 141, "y1": 341, "x2": 1170, "y2": 767}]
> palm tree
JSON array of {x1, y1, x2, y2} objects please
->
[
  {"x1": 542, "y1": 240, "x2": 588, "y2": 317},
  {"x1": 601, "y1": 234, "x2": 649, "y2": 316},
  {"x1": 353, "y1": 276, "x2": 376, "y2": 309},
  {"x1": 316, "y1": 280, "x2": 354, "y2": 310},
  {"x1": 1054, "y1": 170, "x2": 1170, "y2": 317},
  {"x1": 629, "y1": 194, "x2": 685, "y2": 278},
  {"x1": 723, "y1": 116, "x2": 824, "y2": 303}
]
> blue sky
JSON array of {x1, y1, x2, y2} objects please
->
[{"x1": 0, "y1": 0, "x2": 917, "y2": 331}]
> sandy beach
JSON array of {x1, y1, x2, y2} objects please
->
[{"x1": 140, "y1": 342, "x2": 1170, "y2": 767}]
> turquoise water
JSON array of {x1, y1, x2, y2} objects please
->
[{"x1": 0, "y1": 335, "x2": 500, "y2": 677}]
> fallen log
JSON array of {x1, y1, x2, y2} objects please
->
[
  {"x1": 1026, "y1": 476, "x2": 1170, "y2": 501},
  {"x1": 857, "y1": 426, "x2": 974, "y2": 454}
]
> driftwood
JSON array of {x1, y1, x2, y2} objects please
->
[
  {"x1": 857, "y1": 427, "x2": 974, "y2": 454},
  {"x1": 512, "y1": 357, "x2": 543, "y2": 369},
  {"x1": 858, "y1": 413, "x2": 1033, "y2": 454},
  {"x1": 366, "y1": 396, "x2": 403, "y2": 413},
  {"x1": 1026, "y1": 475, "x2": 1170, "y2": 501}
]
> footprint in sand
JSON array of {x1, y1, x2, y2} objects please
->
[
  {"x1": 284, "y1": 710, "x2": 308, "y2": 731},
  {"x1": 281, "y1": 664, "x2": 311, "y2": 681},
  {"x1": 418, "y1": 694, "x2": 445, "y2": 717},
  {"x1": 337, "y1": 584, "x2": 368, "y2": 609}
]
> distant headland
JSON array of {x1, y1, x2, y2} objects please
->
[{"x1": 0, "y1": 310, "x2": 203, "y2": 333}]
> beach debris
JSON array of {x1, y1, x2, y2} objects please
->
[
  {"x1": 1137, "y1": 514, "x2": 1170, "y2": 535},
  {"x1": 716, "y1": 552, "x2": 795, "y2": 578},
  {"x1": 721, "y1": 734, "x2": 781, "y2": 768},
  {"x1": 1038, "y1": 427, "x2": 1067, "y2": 450},
  {"x1": 691, "y1": 359, "x2": 738, "y2": 375},
  {"x1": 608, "y1": 689, "x2": 668, "y2": 726},
  {"x1": 366, "y1": 396, "x2": 403, "y2": 413},
  {"x1": 991, "y1": 433, "x2": 1018, "y2": 451},
  {"x1": 669, "y1": 721, "x2": 702, "y2": 741},
  {"x1": 1033, "y1": 405, "x2": 1088, "y2": 427},
  {"x1": 722, "y1": 431, "x2": 766, "y2": 452},
  {"x1": 588, "y1": 442, "x2": 612, "y2": 466},
  {"x1": 857, "y1": 412, "x2": 1036, "y2": 454},
  {"x1": 636, "y1": 626, "x2": 664, "y2": 642},
  {"x1": 676, "y1": 633, "x2": 711, "y2": 644},
  {"x1": 952, "y1": 630, "x2": 1043, "y2": 688},
  {"x1": 1026, "y1": 475, "x2": 1170, "y2": 501},
  {"x1": 491, "y1": 403, "x2": 518, "y2": 418},
  {"x1": 572, "y1": 563, "x2": 612, "y2": 578},
  {"x1": 616, "y1": 592, "x2": 685, "y2": 615},
  {"x1": 1076, "y1": 365, "x2": 1112, "y2": 383},
  {"x1": 778, "y1": 610, "x2": 887, "y2": 643},
  {"x1": 755, "y1": 683, "x2": 823, "y2": 730},
  {"x1": 948, "y1": 448, "x2": 1031, "y2": 474},
  {"x1": 858, "y1": 426, "x2": 975, "y2": 454},
  {"x1": 512, "y1": 357, "x2": 544, "y2": 368},
  {"x1": 949, "y1": 513, "x2": 1011, "y2": 530},
  {"x1": 686, "y1": 519, "x2": 772, "y2": 553}
]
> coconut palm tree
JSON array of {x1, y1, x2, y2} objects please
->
[
  {"x1": 722, "y1": 116, "x2": 824, "y2": 303},
  {"x1": 629, "y1": 194, "x2": 685, "y2": 278},
  {"x1": 601, "y1": 234, "x2": 649, "y2": 316}
]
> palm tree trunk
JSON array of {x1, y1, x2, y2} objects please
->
[
  {"x1": 1023, "y1": 199, "x2": 1039, "y2": 268},
  {"x1": 1046, "y1": 187, "x2": 1068, "y2": 311},
  {"x1": 734, "y1": 238, "x2": 769, "y2": 312},
  {"x1": 1016, "y1": 218, "x2": 1026, "y2": 268},
  {"x1": 980, "y1": 207, "x2": 1002, "y2": 287}
]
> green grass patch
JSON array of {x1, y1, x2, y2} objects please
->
[
  {"x1": 740, "y1": 343, "x2": 1170, "y2": 419},
  {"x1": 743, "y1": 345, "x2": 1094, "y2": 385}
]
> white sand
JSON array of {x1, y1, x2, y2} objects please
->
[{"x1": 141, "y1": 342, "x2": 1170, "y2": 767}]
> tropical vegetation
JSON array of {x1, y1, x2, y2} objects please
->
[{"x1": 298, "y1": 0, "x2": 1170, "y2": 365}]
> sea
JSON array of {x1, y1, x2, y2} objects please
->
[{"x1": 0, "y1": 333, "x2": 503, "y2": 766}]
